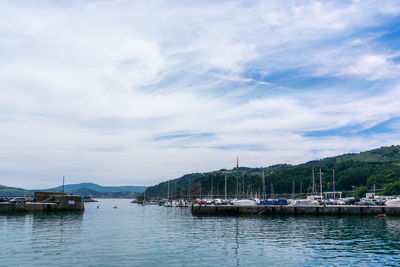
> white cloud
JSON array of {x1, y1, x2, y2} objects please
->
[
  {"x1": 0, "y1": 0, "x2": 400, "y2": 188},
  {"x1": 342, "y1": 53, "x2": 400, "y2": 80}
]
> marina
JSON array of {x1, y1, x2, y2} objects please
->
[{"x1": 2, "y1": 0, "x2": 400, "y2": 265}]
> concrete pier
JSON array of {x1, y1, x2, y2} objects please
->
[
  {"x1": 191, "y1": 205, "x2": 400, "y2": 216},
  {"x1": 0, "y1": 192, "x2": 84, "y2": 213},
  {"x1": 0, "y1": 202, "x2": 57, "y2": 212}
]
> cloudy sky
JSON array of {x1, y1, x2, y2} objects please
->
[{"x1": 1, "y1": 0, "x2": 400, "y2": 188}]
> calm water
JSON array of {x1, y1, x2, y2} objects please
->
[{"x1": 1, "y1": 199, "x2": 400, "y2": 266}]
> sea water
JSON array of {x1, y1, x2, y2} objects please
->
[{"x1": 1, "y1": 199, "x2": 400, "y2": 266}]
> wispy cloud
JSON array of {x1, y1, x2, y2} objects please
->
[
  {"x1": 1, "y1": 0, "x2": 400, "y2": 187},
  {"x1": 154, "y1": 132, "x2": 215, "y2": 142}
]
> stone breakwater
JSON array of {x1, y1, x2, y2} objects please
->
[{"x1": 191, "y1": 204, "x2": 400, "y2": 216}]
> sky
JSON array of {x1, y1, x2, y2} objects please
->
[{"x1": 1, "y1": 0, "x2": 400, "y2": 188}]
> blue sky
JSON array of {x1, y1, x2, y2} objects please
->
[{"x1": 1, "y1": 0, "x2": 400, "y2": 188}]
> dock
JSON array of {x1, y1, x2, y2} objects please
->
[
  {"x1": 191, "y1": 205, "x2": 400, "y2": 216},
  {"x1": 0, "y1": 192, "x2": 84, "y2": 213}
]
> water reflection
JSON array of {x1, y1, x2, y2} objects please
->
[
  {"x1": 191, "y1": 214, "x2": 400, "y2": 266},
  {"x1": 30, "y1": 212, "x2": 83, "y2": 254},
  {"x1": 2, "y1": 201, "x2": 400, "y2": 266},
  {"x1": 235, "y1": 217, "x2": 240, "y2": 267}
]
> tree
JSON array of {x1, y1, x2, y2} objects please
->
[
  {"x1": 355, "y1": 186, "x2": 368, "y2": 199},
  {"x1": 383, "y1": 181, "x2": 400, "y2": 196}
]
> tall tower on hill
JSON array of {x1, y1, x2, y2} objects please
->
[{"x1": 236, "y1": 157, "x2": 239, "y2": 169}]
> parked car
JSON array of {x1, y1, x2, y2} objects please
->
[
  {"x1": 0, "y1": 197, "x2": 9, "y2": 202},
  {"x1": 343, "y1": 198, "x2": 356, "y2": 205},
  {"x1": 374, "y1": 200, "x2": 385, "y2": 206},
  {"x1": 355, "y1": 200, "x2": 376, "y2": 206},
  {"x1": 8, "y1": 197, "x2": 28, "y2": 203}
]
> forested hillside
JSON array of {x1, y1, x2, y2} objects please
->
[{"x1": 145, "y1": 145, "x2": 400, "y2": 199}]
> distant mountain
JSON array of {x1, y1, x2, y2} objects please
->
[
  {"x1": 0, "y1": 185, "x2": 32, "y2": 197},
  {"x1": 0, "y1": 182, "x2": 146, "y2": 198},
  {"x1": 145, "y1": 145, "x2": 400, "y2": 199},
  {"x1": 47, "y1": 182, "x2": 147, "y2": 194},
  {"x1": 41, "y1": 182, "x2": 147, "y2": 198}
]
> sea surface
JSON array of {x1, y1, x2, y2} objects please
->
[{"x1": 1, "y1": 199, "x2": 400, "y2": 266}]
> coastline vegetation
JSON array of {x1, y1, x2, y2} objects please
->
[{"x1": 145, "y1": 145, "x2": 400, "y2": 199}]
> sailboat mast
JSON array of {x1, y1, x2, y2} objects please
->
[
  {"x1": 236, "y1": 176, "x2": 239, "y2": 199},
  {"x1": 167, "y1": 181, "x2": 170, "y2": 201},
  {"x1": 271, "y1": 183, "x2": 274, "y2": 199},
  {"x1": 332, "y1": 169, "x2": 335, "y2": 199},
  {"x1": 312, "y1": 168, "x2": 316, "y2": 195},
  {"x1": 319, "y1": 167, "x2": 323, "y2": 198},
  {"x1": 262, "y1": 170, "x2": 266, "y2": 200},
  {"x1": 211, "y1": 177, "x2": 213, "y2": 199},
  {"x1": 292, "y1": 180, "x2": 295, "y2": 200},
  {"x1": 224, "y1": 173, "x2": 227, "y2": 200},
  {"x1": 300, "y1": 180, "x2": 302, "y2": 199},
  {"x1": 242, "y1": 176, "x2": 244, "y2": 199}
]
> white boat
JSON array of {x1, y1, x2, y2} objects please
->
[
  {"x1": 214, "y1": 198, "x2": 222, "y2": 205},
  {"x1": 385, "y1": 198, "x2": 400, "y2": 207},
  {"x1": 205, "y1": 199, "x2": 213, "y2": 204},
  {"x1": 163, "y1": 201, "x2": 173, "y2": 207},
  {"x1": 234, "y1": 199, "x2": 257, "y2": 207},
  {"x1": 291, "y1": 195, "x2": 320, "y2": 206}
]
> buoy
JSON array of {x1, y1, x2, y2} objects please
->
[{"x1": 97, "y1": 205, "x2": 100, "y2": 209}]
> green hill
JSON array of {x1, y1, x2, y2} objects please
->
[
  {"x1": 59, "y1": 188, "x2": 140, "y2": 198},
  {"x1": 323, "y1": 145, "x2": 400, "y2": 164},
  {"x1": 0, "y1": 185, "x2": 32, "y2": 197},
  {"x1": 47, "y1": 183, "x2": 146, "y2": 194},
  {"x1": 145, "y1": 145, "x2": 400, "y2": 199},
  {"x1": 0, "y1": 183, "x2": 146, "y2": 198},
  {"x1": 43, "y1": 183, "x2": 146, "y2": 198}
]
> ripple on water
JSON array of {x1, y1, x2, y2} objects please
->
[{"x1": 2, "y1": 200, "x2": 400, "y2": 266}]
